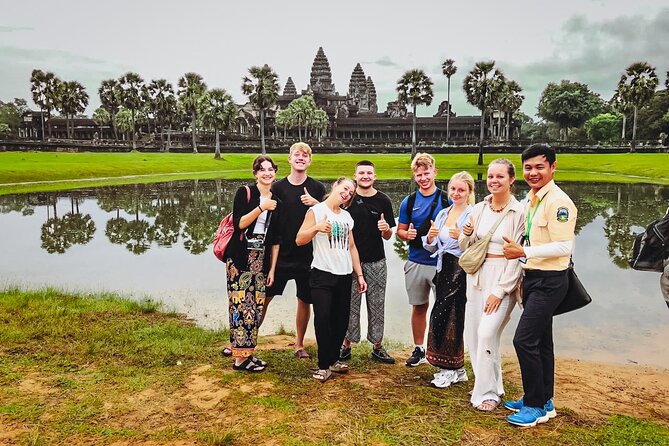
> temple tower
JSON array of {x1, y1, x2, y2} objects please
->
[
  {"x1": 348, "y1": 63, "x2": 369, "y2": 112},
  {"x1": 283, "y1": 77, "x2": 297, "y2": 96},
  {"x1": 366, "y1": 76, "x2": 378, "y2": 113},
  {"x1": 309, "y1": 47, "x2": 335, "y2": 94}
]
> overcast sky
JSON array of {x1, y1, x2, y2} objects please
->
[{"x1": 2, "y1": 0, "x2": 668, "y2": 119}]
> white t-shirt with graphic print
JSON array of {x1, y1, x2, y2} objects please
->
[{"x1": 310, "y1": 201, "x2": 355, "y2": 275}]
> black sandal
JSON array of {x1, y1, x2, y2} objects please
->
[
  {"x1": 250, "y1": 356, "x2": 267, "y2": 367},
  {"x1": 221, "y1": 347, "x2": 232, "y2": 357},
  {"x1": 232, "y1": 357, "x2": 265, "y2": 373}
]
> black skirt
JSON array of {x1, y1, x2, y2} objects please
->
[{"x1": 426, "y1": 253, "x2": 466, "y2": 369}]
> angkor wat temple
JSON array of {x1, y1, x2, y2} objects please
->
[
  {"x1": 19, "y1": 47, "x2": 514, "y2": 146},
  {"x1": 270, "y1": 47, "x2": 488, "y2": 143}
]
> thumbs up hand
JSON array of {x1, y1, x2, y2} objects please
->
[
  {"x1": 316, "y1": 216, "x2": 332, "y2": 234},
  {"x1": 301, "y1": 187, "x2": 318, "y2": 206},
  {"x1": 448, "y1": 226, "x2": 460, "y2": 240},
  {"x1": 462, "y1": 216, "x2": 474, "y2": 236},
  {"x1": 427, "y1": 220, "x2": 439, "y2": 243},
  {"x1": 377, "y1": 213, "x2": 390, "y2": 233},
  {"x1": 263, "y1": 191, "x2": 277, "y2": 211},
  {"x1": 406, "y1": 222, "x2": 417, "y2": 240},
  {"x1": 502, "y1": 235, "x2": 525, "y2": 259}
]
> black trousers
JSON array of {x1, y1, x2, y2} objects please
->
[
  {"x1": 513, "y1": 270, "x2": 568, "y2": 408},
  {"x1": 310, "y1": 268, "x2": 353, "y2": 370}
]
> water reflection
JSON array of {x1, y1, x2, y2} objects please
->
[{"x1": 0, "y1": 180, "x2": 667, "y2": 367}]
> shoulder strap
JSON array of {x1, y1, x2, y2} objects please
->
[
  {"x1": 406, "y1": 191, "x2": 417, "y2": 222},
  {"x1": 427, "y1": 189, "x2": 442, "y2": 220}
]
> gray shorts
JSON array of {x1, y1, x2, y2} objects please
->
[{"x1": 403, "y1": 261, "x2": 437, "y2": 306}]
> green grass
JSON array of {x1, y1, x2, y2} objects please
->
[
  {"x1": 0, "y1": 152, "x2": 667, "y2": 195},
  {"x1": 1, "y1": 287, "x2": 668, "y2": 445}
]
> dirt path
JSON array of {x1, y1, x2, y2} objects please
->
[{"x1": 3, "y1": 336, "x2": 668, "y2": 445}]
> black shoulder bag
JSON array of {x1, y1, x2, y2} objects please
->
[{"x1": 554, "y1": 258, "x2": 592, "y2": 316}]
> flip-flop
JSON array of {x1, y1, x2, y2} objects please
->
[
  {"x1": 221, "y1": 347, "x2": 232, "y2": 357},
  {"x1": 233, "y1": 357, "x2": 265, "y2": 373},
  {"x1": 294, "y1": 348, "x2": 310, "y2": 359}
]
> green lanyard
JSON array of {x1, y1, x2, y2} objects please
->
[{"x1": 525, "y1": 196, "x2": 545, "y2": 242}]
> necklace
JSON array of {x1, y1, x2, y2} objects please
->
[{"x1": 489, "y1": 198, "x2": 511, "y2": 213}]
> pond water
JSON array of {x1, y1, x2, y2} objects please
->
[{"x1": 1, "y1": 179, "x2": 668, "y2": 368}]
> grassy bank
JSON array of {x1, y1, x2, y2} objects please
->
[
  {"x1": 0, "y1": 152, "x2": 668, "y2": 195},
  {"x1": 1, "y1": 288, "x2": 667, "y2": 445}
]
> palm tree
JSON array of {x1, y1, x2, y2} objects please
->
[
  {"x1": 312, "y1": 109, "x2": 329, "y2": 142},
  {"x1": 30, "y1": 69, "x2": 57, "y2": 141},
  {"x1": 618, "y1": 62, "x2": 659, "y2": 150},
  {"x1": 276, "y1": 108, "x2": 293, "y2": 140},
  {"x1": 99, "y1": 79, "x2": 121, "y2": 141},
  {"x1": 499, "y1": 80, "x2": 524, "y2": 140},
  {"x1": 242, "y1": 64, "x2": 279, "y2": 155},
  {"x1": 489, "y1": 73, "x2": 508, "y2": 141},
  {"x1": 30, "y1": 70, "x2": 61, "y2": 139},
  {"x1": 145, "y1": 79, "x2": 175, "y2": 151},
  {"x1": 199, "y1": 88, "x2": 237, "y2": 159},
  {"x1": 178, "y1": 72, "x2": 207, "y2": 153},
  {"x1": 396, "y1": 69, "x2": 434, "y2": 159},
  {"x1": 116, "y1": 72, "x2": 145, "y2": 149},
  {"x1": 57, "y1": 81, "x2": 89, "y2": 138},
  {"x1": 92, "y1": 107, "x2": 110, "y2": 140},
  {"x1": 441, "y1": 59, "x2": 457, "y2": 141},
  {"x1": 114, "y1": 108, "x2": 134, "y2": 142},
  {"x1": 610, "y1": 89, "x2": 633, "y2": 140},
  {"x1": 463, "y1": 61, "x2": 501, "y2": 165}
]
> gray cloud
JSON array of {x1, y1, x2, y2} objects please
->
[
  {"x1": 0, "y1": 26, "x2": 33, "y2": 32},
  {"x1": 501, "y1": 8, "x2": 669, "y2": 117},
  {"x1": 369, "y1": 56, "x2": 401, "y2": 68},
  {"x1": 0, "y1": 46, "x2": 128, "y2": 111}
]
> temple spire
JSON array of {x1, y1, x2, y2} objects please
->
[
  {"x1": 309, "y1": 47, "x2": 334, "y2": 93},
  {"x1": 283, "y1": 77, "x2": 297, "y2": 96},
  {"x1": 366, "y1": 76, "x2": 378, "y2": 113}
]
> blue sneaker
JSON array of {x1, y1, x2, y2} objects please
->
[
  {"x1": 504, "y1": 397, "x2": 557, "y2": 419},
  {"x1": 503, "y1": 397, "x2": 524, "y2": 412},
  {"x1": 507, "y1": 406, "x2": 549, "y2": 427}
]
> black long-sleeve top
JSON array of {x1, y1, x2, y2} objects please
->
[{"x1": 224, "y1": 184, "x2": 282, "y2": 272}]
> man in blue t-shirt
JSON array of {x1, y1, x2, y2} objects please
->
[{"x1": 397, "y1": 153, "x2": 448, "y2": 366}]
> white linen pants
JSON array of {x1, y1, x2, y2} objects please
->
[{"x1": 465, "y1": 258, "x2": 516, "y2": 407}]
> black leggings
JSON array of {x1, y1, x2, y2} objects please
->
[{"x1": 310, "y1": 268, "x2": 353, "y2": 370}]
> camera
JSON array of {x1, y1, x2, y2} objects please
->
[{"x1": 246, "y1": 235, "x2": 265, "y2": 251}]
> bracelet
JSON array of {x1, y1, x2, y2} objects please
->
[
  {"x1": 357, "y1": 274, "x2": 364, "y2": 277},
  {"x1": 257, "y1": 205, "x2": 263, "y2": 212}
]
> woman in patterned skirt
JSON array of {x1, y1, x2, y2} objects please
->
[
  {"x1": 422, "y1": 171, "x2": 475, "y2": 388},
  {"x1": 224, "y1": 156, "x2": 282, "y2": 372}
]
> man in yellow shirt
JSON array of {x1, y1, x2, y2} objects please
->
[{"x1": 502, "y1": 144, "x2": 577, "y2": 427}]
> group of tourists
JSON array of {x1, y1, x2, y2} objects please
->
[{"x1": 222, "y1": 142, "x2": 578, "y2": 428}]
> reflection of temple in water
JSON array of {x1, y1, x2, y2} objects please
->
[{"x1": 18, "y1": 47, "x2": 516, "y2": 145}]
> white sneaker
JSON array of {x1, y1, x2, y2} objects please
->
[
  {"x1": 453, "y1": 368, "x2": 468, "y2": 383},
  {"x1": 431, "y1": 370, "x2": 457, "y2": 388}
]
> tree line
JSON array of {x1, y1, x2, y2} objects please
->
[{"x1": 1, "y1": 59, "x2": 667, "y2": 159}]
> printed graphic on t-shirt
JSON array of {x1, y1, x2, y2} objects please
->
[{"x1": 329, "y1": 221, "x2": 350, "y2": 250}]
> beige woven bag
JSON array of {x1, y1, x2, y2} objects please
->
[{"x1": 458, "y1": 205, "x2": 512, "y2": 275}]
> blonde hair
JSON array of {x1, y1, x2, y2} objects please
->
[
  {"x1": 289, "y1": 142, "x2": 312, "y2": 157},
  {"x1": 448, "y1": 171, "x2": 476, "y2": 205},
  {"x1": 410, "y1": 152, "x2": 435, "y2": 172}
]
